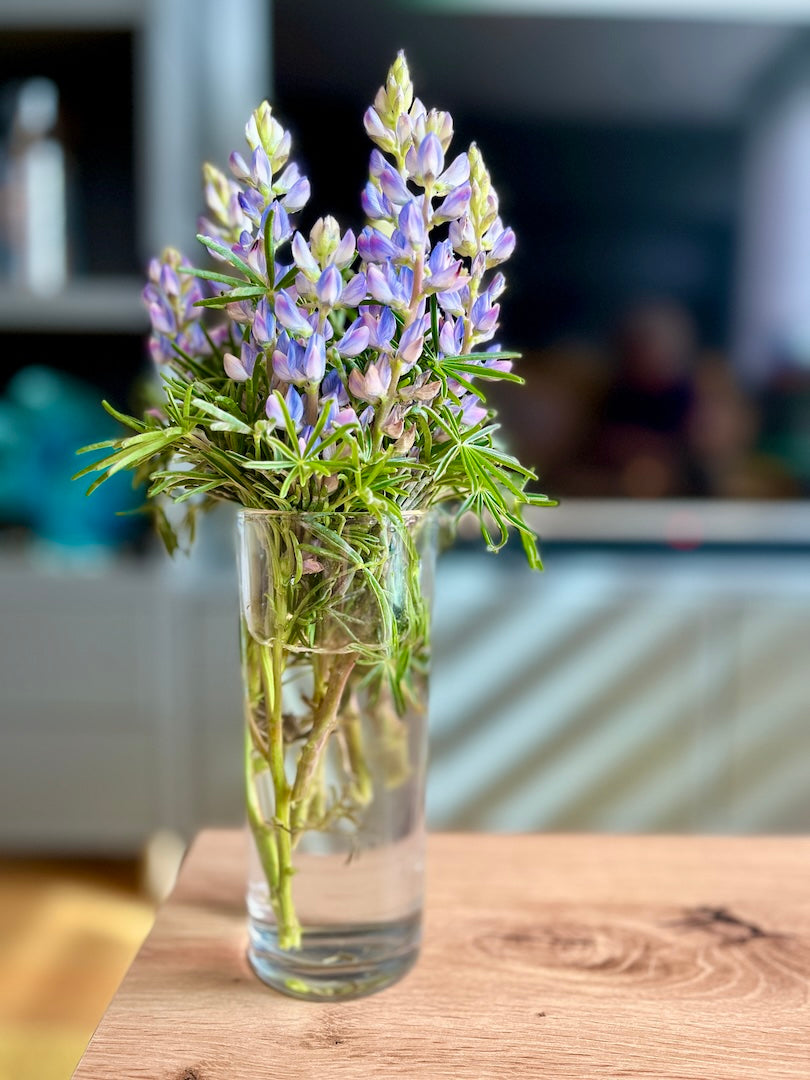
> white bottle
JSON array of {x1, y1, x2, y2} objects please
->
[{"x1": 7, "y1": 78, "x2": 68, "y2": 296}]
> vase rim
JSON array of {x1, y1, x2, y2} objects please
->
[{"x1": 236, "y1": 508, "x2": 435, "y2": 520}]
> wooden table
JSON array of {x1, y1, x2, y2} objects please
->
[{"x1": 73, "y1": 831, "x2": 810, "y2": 1079}]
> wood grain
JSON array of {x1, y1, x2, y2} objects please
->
[{"x1": 73, "y1": 831, "x2": 810, "y2": 1079}]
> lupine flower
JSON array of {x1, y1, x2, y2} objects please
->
[
  {"x1": 483, "y1": 217, "x2": 516, "y2": 267},
  {"x1": 275, "y1": 291, "x2": 313, "y2": 337},
  {"x1": 348, "y1": 358, "x2": 392, "y2": 403},
  {"x1": 272, "y1": 333, "x2": 326, "y2": 385},
  {"x1": 224, "y1": 341, "x2": 258, "y2": 382},
  {"x1": 140, "y1": 53, "x2": 519, "y2": 465},
  {"x1": 335, "y1": 319, "x2": 371, "y2": 357},
  {"x1": 361, "y1": 182, "x2": 395, "y2": 223},
  {"x1": 439, "y1": 315, "x2": 464, "y2": 358},
  {"x1": 433, "y1": 153, "x2": 470, "y2": 194},
  {"x1": 433, "y1": 183, "x2": 471, "y2": 225},
  {"x1": 471, "y1": 293, "x2": 500, "y2": 339},
  {"x1": 454, "y1": 394, "x2": 488, "y2": 428},
  {"x1": 367, "y1": 263, "x2": 413, "y2": 309},
  {"x1": 252, "y1": 297, "x2": 275, "y2": 346},
  {"x1": 396, "y1": 314, "x2": 427, "y2": 370},
  {"x1": 398, "y1": 201, "x2": 427, "y2": 249},
  {"x1": 266, "y1": 385, "x2": 304, "y2": 430},
  {"x1": 414, "y1": 133, "x2": 444, "y2": 184},
  {"x1": 143, "y1": 249, "x2": 210, "y2": 365},
  {"x1": 359, "y1": 306, "x2": 396, "y2": 351},
  {"x1": 424, "y1": 240, "x2": 467, "y2": 293}
]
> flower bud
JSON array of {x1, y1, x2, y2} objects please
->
[{"x1": 416, "y1": 133, "x2": 444, "y2": 182}]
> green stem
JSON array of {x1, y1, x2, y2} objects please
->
[
  {"x1": 290, "y1": 652, "x2": 356, "y2": 832},
  {"x1": 343, "y1": 698, "x2": 373, "y2": 807},
  {"x1": 260, "y1": 638, "x2": 302, "y2": 950},
  {"x1": 245, "y1": 735, "x2": 280, "y2": 905}
]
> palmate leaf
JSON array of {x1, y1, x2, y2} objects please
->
[{"x1": 73, "y1": 427, "x2": 183, "y2": 482}]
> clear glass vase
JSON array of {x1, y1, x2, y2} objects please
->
[{"x1": 236, "y1": 509, "x2": 438, "y2": 1000}]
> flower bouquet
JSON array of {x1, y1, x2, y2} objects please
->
[{"x1": 78, "y1": 52, "x2": 554, "y2": 999}]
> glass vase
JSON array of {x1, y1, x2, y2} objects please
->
[{"x1": 236, "y1": 509, "x2": 438, "y2": 1000}]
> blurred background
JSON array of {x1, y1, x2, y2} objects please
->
[{"x1": 2, "y1": 0, "x2": 810, "y2": 1075}]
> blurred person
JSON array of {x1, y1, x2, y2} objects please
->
[
  {"x1": 756, "y1": 357, "x2": 810, "y2": 495},
  {"x1": 593, "y1": 300, "x2": 697, "y2": 498},
  {"x1": 686, "y1": 355, "x2": 799, "y2": 498},
  {"x1": 489, "y1": 343, "x2": 609, "y2": 497}
]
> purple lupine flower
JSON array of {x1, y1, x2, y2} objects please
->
[
  {"x1": 252, "y1": 146, "x2": 272, "y2": 190},
  {"x1": 159, "y1": 263, "x2": 180, "y2": 297},
  {"x1": 488, "y1": 272, "x2": 507, "y2": 300},
  {"x1": 398, "y1": 200, "x2": 427, "y2": 248},
  {"x1": 244, "y1": 235, "x2": 267, "y2": 279},
  {"x1": 359, "y1": 305, "x2": 396, "y2": 351},
  {"x1": 148, "y1": 336, "x2": 173, "y2": 365},
  {"x1": 433, "y1": 183, "x2": 471, "y2": 225},
  {"x1": 357, "y1": 226, "x2": 407, "y2": 264},
  {"x1": 252, "y1": 297, "x2": 275, "y2": 346},
  {"x1": 229, "y1": 150, "x2": 251, "y2": 183},
  {"x1": 286, "y1": 386, "x2": 304, "y2": 429},
  {"x1": 275, "y1": 291, "x2": 313, "y2": 337},
  {"x1": 435, "y1": 153, "x2": 470, "y2": 193},
  {"x1": 283, "y1": 176, "x2": 310, "y2": 213},
  {"x1": 333, "y1": 228, "x2": 357, "y2": 268},
  {"x1": 287, "y1": 388, "x2": 306, "y2": 429},
  {"x1": 146, "y1": 296, "x2": 176, "y2": 336},
  {"x1": 143, "y1": 249, "x2": 212, "y2": 367},
  {"x1": 273, "y1": 162, "x2": 301, "y2": 197},
  {"x1": 292, "y1": 231, "x2": 320, "y2": 279},
  {"x1": 237, "y1": 188, "x2": 265, "y2": 226},
  {"x1": 455, "y1": 393, "x2": 488, "y2": 428},
  {"x1": 471, "y1": 291, "x2": 500, "y2": 338},
  {"x1": 396, "y1": 316, "x2": 426, "y2": 369},
  {"x1": 484, "y1": 217, "x2": 516, "y2": 266},
  {"x1": 425, "y1": 240, "x2": 467, "y2": 293},
  {"x1": 415, "y1": 133, "x2": 444, "y2": 183},
  {"x1": 272, "y1": 338, "x2": 307, "y2": 385},
  {"x1": 316, "y1": 265, "x2": 343, "y2": 307},
  {"x1": 270, "y1": 203, "x2": 292, "y2": 245},
  {"x1": 437, "y1": 289, "x2": 465, "y2": 317},
  {"x1": 439, "y1": 315, "x2": 464, "y2": 357},
  {"x1": 226, "y1": 300, "x2": 254, "y2": 324},
  {"x1": 348, "y1": 357, "x2": 392, "y2": 403},
  {"x1": 266, "y1": 386, "x2": 304, "y2": 430},
  {"x1": 303, "y1": 333, "x2": 327, "y2": 381},
  {"x1": 321, "y1": 369, "x2": 350, "y2": 404},
  {"x1": 376, "y1": 165, "x2": 411, "y2": 206},
  {"x1": 361, "y1": 182, "x2": 395, "y2": 222},
  {"x1": 449, "y1": 214, "x2": 476, "y2": 258},
  {"x1": 366, "y1": 263, "x2": 413, "y2": 309},
  {"x1": 335, "y1": 318, "x2": 370, "y2": 358},
  {"x1": 339, "y1": 272, "x2": 367, "y2": 307},
  {"x1": 224, "y1": 341, "x2": 258, "y2": 382}
]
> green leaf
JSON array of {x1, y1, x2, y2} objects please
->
[
  {"x1": 194, "y1": 286, "x2": 267, "y2": 309},
  {"x1": 101, "y1": 400, "x2": 147, "y2": 432},
  {"x1": 178, "y1": 266, "x2": 250, "y2": 287},
  {"x1": 196, "y1": 234, "x2": 264, "y2": 286},
  {"x1": 442, "y1": 359, "x2": 524, "y2": 384},
  {"x1": 191, "y1": 398, "x2": 252, "y2": 434}
]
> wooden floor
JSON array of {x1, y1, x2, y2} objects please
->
[{"x1": 0, "y1": 858, "x2": 154, "y2": 1080}]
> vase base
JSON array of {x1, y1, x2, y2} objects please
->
[{"x1": 247, "y1": 914, "x2": 421, "y2": 1001}]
